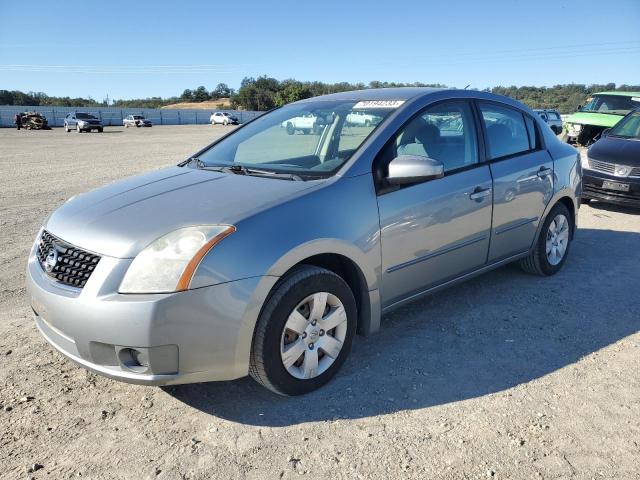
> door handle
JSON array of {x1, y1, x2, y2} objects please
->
[
  {"x1": 469, "y1": 187, "x2": 492, "y2": 201},
  {"x1": 537, "y1": 167, "x2": 552, "y2": 178}
]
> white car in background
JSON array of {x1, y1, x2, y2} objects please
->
[
  {"x1": 123, "y1": 115, "x2": 152, "y2": 128},
  {"x1": 346, "y1": 111, "x2": 379, "y2": 127},
  {"x1": 281, "y1": 114, "x2": 321, "y2": 135},
  {"x1": 210, "y1": 112, "x2": 239, "y2": 126}
]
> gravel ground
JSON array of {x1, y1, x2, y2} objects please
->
[{"x1": 1, "y1": 126, "x2": 639, "y2": 480}]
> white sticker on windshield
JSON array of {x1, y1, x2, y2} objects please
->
[{"x1": 353, "y1": 100, "x2": 405, "y2": 109}]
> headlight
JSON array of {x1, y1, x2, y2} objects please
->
[
  {"x1": 580, "y1": 150, "x2": 590, "y2": 169},
  {"x1": 78, "y1": 120, "x2": 86, "y2": 126},
  {"x1": 119, "y1": 225, "x2": 235, "y2": 293}
]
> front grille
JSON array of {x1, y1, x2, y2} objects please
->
[
  {"x1": 588, "y1": 158, "x2": 616, "y2": 175},
  {"x1": 36, "y1": 230, "x2": 101, "y2": 288},
  {"x1": 588, "y1": 158, "x2": 640, "y2": 178}
]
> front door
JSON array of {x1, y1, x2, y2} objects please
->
[{"x1": 377, "y1": 100, "x2": 493, "y2": 306}]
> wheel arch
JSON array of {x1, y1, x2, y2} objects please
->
[
  {"x1": 556, "y1": 195, "x2": 577, "y2": 239},
  {"x1": 284, "y1": 253, "x2": 372, "y2": 337},
  {"x1": 533, "y1": 192, "x2": 578, "y2": 249}
]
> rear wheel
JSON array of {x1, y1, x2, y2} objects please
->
[
  {"x1": 249, "y1": 266, "x2": 357, "y2": 396},
  {"x1": 76, "y1": 124, "x2": 81, "y2": 133},
  {"x1": 64, "y1": 123, "x2": 70, "y2": 132},
  {"x1": 286, "y1": 122, "x2": 294, "y2": 135},
  {"x1": 520, "y1": 202, "x2": 572, "y2": 276}
]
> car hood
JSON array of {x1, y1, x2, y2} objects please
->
[
  {"x1": 566, "y1": 111, "x2": 625, "y2": 128},
  {"x1": 45, "y1": 166, "x2": 322, "y2": 258},
  {"x1": 588, "y1": 136, "x2": 640, "y2": 167}
]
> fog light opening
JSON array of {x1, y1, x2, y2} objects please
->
[{"x1": 118, "y1": 347, "x2": 150, "y2": 373}]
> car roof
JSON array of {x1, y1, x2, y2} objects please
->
[
  {"x1": 295, "y1": 87, "x2": 447, "y2": 103},
  {"x1": 593, "y1": 91, "x2": 640, "y2": 97}
]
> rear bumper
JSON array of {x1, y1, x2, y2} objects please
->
[
  {"x1": 582, "y1": 170, "x2": 640, "y2": 207},
  {"x1": 26, "y1": 245, "x2": 277, "y2": 385}
]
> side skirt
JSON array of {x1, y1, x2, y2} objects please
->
[{"x1": 381, "y1": 251, "x2": 530, "y2": 314}]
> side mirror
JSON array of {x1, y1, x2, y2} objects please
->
[
  {"x1": 601, "y1": 128, "x2": 611, "y2": 138},
  {"x1": 387, "y1": 155, "x2": 444, "y2": 185}
]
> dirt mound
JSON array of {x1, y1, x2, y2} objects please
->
[{"x1": 162, "y1": 99, "x2": 232, "y2": 110}]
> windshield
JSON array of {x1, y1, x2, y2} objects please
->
[
  {"x1": 133, "y1": 115, "x2": 144, "y2": 119},
  {"x1": 194, "y1": 100, "x2": 396, "y2": 177},
  {"x1": 580, "y1": 95, "x2": 640, "y2": 115},
  {"x1": 76, "y1": 113, "x2": 97, "y2": 119},
  {"x1": 609, "y1": 111, "x2": 640, "y2": 139}
]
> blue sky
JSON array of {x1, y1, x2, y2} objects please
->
[{"x1": 1, "y1": 0, "x2": 638, "y2": 100}]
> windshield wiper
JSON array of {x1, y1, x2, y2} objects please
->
[
  {"x1": 190, "y1": 161, "x2": 303, "y2": 181},
  {"x1": 179, "y1": 156, "x2": 206, "y2": 168},
  {"x1": 226, "y1": 165, "x2": 304, "y2": 181}
]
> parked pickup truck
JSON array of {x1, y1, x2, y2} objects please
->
[
  {"x1": 281, "y1": 114, "x2": 321, "y2": 135},
  {"x1": 346, "y1": 111, "x2": 379, "y2": 127}
]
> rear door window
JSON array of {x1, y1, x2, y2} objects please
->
[{"x1": 478, "y1": 103, "x2": 531, "y2": 160}]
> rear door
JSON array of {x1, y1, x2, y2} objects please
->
[{"x1": 477, "y1": 102, "x2": 553, "y2": 262}]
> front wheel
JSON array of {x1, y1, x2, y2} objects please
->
[
  {"x1": 520, "y1": 202, "x2": 573, "y2": 276},
  {"x1": 249, "y1": 266, "x2": 357, "y2": 396}
]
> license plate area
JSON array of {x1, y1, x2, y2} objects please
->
[{"x1": 602, "y1": 180, "x2": 630, "y2": 192}]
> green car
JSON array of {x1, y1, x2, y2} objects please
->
[{"x1": 564, "y1": 91, "x2": 640, "y2": 146}]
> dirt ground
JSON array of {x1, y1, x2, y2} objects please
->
[{"x1": 1, "y1": 125, "x2": 639, "y2": 480}]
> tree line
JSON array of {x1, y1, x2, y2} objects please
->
[{"x1": 2, "y1": 78, "x2": 639, "y2": 113}]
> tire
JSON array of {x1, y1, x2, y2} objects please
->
[
  {"x1": 286, "y1": 122, "x2": 294, "y2": 135},
  {"x1": 520, "y1": 202, "x2": 573, "y2": 276},
  {"x1": 98, "y1": 128, "x2": 103, "y2": 133},
  {"x1": 76, "y1": 124, "x2": 81, "y2": 133},
  {"x1": 249, "y1": 266, "x2": 357, "y2": 396},
  {"x1": 64, "y1": 124, "x2": 70, "y2": 133}
]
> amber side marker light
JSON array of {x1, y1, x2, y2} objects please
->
[{"x1": 175, "y1": 226, "x2": 236, "y2": 291}]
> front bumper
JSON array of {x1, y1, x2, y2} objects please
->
[
  {"x1": 79, "y1": 123, "x2": 102, "y2": 130},
  {"x1": 26, "y1": 243, "x2": 277, "y2": 385},
  {"x1": 582, "y1": 169, "x2": 640, "y2": 207}
]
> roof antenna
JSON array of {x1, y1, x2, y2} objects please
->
[{"x1": 463, "y1": 84, "x2": 471, "y2": 90}]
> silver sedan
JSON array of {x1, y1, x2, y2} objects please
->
[{"x1": 27, "y1": 88, "x2": 581, "y2": 395}]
